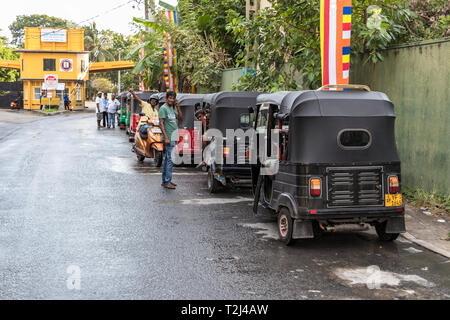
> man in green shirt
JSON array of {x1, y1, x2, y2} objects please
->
[{"x1": 159, "y1": 91, "x2": 183, "y2": 189}]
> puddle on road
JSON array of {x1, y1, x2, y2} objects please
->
[
  {"x1": 334, "y1": 266, "x2": 434, "y2": 288},
  {"x1": 106, "y1": 156, "x2": 206, "y2": 176},
  {"x1": 156, "y1": 196, "x2": 253, "y2": 205},
  {"x1": 403, "y1": 247, "x2": 423, "y2": 254},
  {"x1": 239, "y1": 222, "x2": 280, "y2": 240}
]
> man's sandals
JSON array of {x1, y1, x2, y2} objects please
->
[{"x1": 162, "y1": 182, "x2": 177, "y2": 189}]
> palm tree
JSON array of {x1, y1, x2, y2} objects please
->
[{"x1": 83, "y1": 22, "x2": 114, "y2": 62}]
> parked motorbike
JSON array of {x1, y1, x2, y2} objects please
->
[{"x1": 132, "y1": 115, "x2": 164, "y2": 167}]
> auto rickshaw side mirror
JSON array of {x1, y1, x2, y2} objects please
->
[
  {"x1": 248, "y1": 106, "x2": 254, "y2": 113},
  {"x1": 274, "y1": 113, "x2": 289, "y2": 120}
]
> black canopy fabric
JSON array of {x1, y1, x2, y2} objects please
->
[
  {"x1": 203, "y1": 91, "x2": 261, "y2": 108},
  {"x1": 176, "y1": 94, "x2": 205, "y2": 129},
  {"x1": 117, "y1": 91, "x2": 129, "y2": 99},
  {"x1": 257, "y1": 90, "x2": 399, "y2": 164},
  {"x1": 257, "y1": 90, "x2": 395, "y2": 117},
  {"x1": 177, "y1": 94, "x2": 205, "y2": 107},
  {"x1": 157, "y1": 92, "x2": 166, "y2": 104},
  {"x1": 205, "y1": 92, "x2": 261, "y2": 134}
]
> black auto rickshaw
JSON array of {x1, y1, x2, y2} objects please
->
[
  {"x1": 175, "y1": 94, "x2": 204, "y2": 164},
  {"x1": 203, "y1": 91, "x2": 261, "y2": 193},
  {"x1": 126, "y1": 91, "x2": 153, "y2": 142},
  {"x1": 157, "y1": 92, "x2": 166, "y2": 108},
  {"x1": 250, "y1": 85, "x2": 405, "y2": 245}
]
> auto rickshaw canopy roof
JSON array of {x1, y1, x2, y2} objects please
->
[
  {"x1": 256, "y1": 90, "x2": 395, "y2": 118},
  {"x1": 202, "y1": 91, "x2": 261, "y2": 109},
  {"x1": 177, "y1": 94, "x2": 205, "y2": 107}
]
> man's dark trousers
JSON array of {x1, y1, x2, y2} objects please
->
[{"x1": 102, "y1": 112, "x2": 108, "y2": 127}]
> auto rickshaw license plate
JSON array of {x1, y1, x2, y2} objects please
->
[{"x1": 385, "y1": 194, "x2": 402, "y2": 207}]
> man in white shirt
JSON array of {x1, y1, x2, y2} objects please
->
[
  {"x1": 95, "y1": 92, "x2": 103, "y2": 128},
  {"x1": 107, "y1": 94, "x2": 120, "y2": 129}
]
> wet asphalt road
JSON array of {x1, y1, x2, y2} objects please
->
[{"x1": 0, "y1": 112, "x2": 449, "y2": 300}]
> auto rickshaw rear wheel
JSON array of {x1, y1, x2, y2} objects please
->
[
  {"x1": 207, "y1": 168, "x2": 221, "y2": 193},
  {"x1": 375, "y1": 221, "x2": 399, "y2": 241},
  {"x1": 278, "y1": 207, "x2": 294, "y2": 245}
]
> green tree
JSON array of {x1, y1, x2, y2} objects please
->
[
  {"x1": 226, "y1": 0, "x2": 448, "y2": 92},
  {"x1": 8, "y1": 14, "x2": 76, "y2": 47},
  {"x1": 91, "y1": 78, "x2": 115, "y2": 94},
  {"x1": 0, "y1": 33, "x2": 19, "y2": 82},
  {"x1": 83, "y1": 23, "x2": 114, "y2": 62},
  {"x1": 127, "y1": 24, "x2": 165, "y2": 90},
  {"x1": 178, "y1": 0, "x2": 246, "y2": 61},
  {"x1": 0, "y1": 37, "x2": 19, "y2": 82}
]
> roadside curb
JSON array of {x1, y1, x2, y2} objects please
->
[{"x1": 401, "y1": 232, "x2": 450, "y2": 259}]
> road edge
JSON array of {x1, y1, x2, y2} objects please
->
[{"x1": 401, "y1": 232, "x2": 450, "y2": 259}]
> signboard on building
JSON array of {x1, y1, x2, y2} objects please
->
[
  {"x1": 41, "y1": 29, "x2": 67, "y2": 43},
  {"x1": 60, "y1": 59, "x2": 73, "y2": 72},
  {"x1": 42, "y1": 83, "x2": 65, "y2": 91},
  {"x1": 44, "y1": 74, "x2": 59, "y2": 90}
]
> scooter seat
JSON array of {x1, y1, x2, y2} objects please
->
[{"x1": 139, "y1": 125, "x2": 151, "y2": 140}]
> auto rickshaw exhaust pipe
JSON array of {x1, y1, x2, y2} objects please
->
[{"x1": 323, "y1": 223, "x2": 370, "y2": 233}]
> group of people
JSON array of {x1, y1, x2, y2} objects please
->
[
  {"x1": 96, "y1": 89, "x2": 182, "y2": 190},
  {"x1": 95, "y1": 92, "x2": 121, "y2": 129}
]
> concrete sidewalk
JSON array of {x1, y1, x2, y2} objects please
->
[{"x1": 403, "y1": 204, "x2": 450, "y2": 259}]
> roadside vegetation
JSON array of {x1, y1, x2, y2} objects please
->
[
  {"x1": 403, "y1": 187, "x2": 450, "y2": 215},
  {"x1": 124, "y1": 0, "x2": 449, "y2": 92}
]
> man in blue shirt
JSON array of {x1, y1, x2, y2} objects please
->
[
  {"x1": 64, "y1": 94, "x2": 70, "y2": 111},
  {"x1": 101, "y1": 93, "x2": 109, "y2": 128}
]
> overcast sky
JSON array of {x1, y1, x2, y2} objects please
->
[{"x1": 0, "y1": 0, "x2": 177, "y2": 43}]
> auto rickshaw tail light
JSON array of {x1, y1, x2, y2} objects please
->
[
  {"x1": 223, "y1": 147, "x2": 230, "y2": 158},
  {"x1": 389, "y1": 176, "x2": 399, "y2": 194},
  {"x1": 310, "y1": 179, "x2": 321, "y2": 197}
]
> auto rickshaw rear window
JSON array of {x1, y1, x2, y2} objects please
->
[{"x1": 338, "y1": 129, "x2": 372, "y2": 150}]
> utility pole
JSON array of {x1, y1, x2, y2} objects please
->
[{"x1": 118, "y1": 49, "x2": 121, "y2": 93}]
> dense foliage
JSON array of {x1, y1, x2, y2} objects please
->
[
  {"x1": 0, "y1": 38, "x2": 19, "y2": 82},
  {"x1": 225, "y1": 0, "x2": 449, "y2": 91}
]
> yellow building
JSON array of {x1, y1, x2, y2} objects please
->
[{"x1": 0, "y1": 27, "x2": 134, "y2": 110}]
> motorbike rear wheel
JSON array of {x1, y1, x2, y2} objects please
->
[{"x1": 137, "y1": 154, "x2": 145, "y2": 162}]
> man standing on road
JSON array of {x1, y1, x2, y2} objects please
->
[
  {"x1": 107, "y1": 94, "x2": 120, "y2": 129},
  {"x1": 101, "y1": 93, "x2": 109, "y2": 128},
  {"x1": 159, "y1": 91, "x2": 182, "y2": 190},
  {"x1": 64, "y1": 94, "x2": 70, "y2": 111},
  {"x1": 95, "y1": 92, "x2": 103, "y2": 128}
]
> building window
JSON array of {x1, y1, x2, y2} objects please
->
[
  {"x1": 81, "y1": 60, "x2": 85, "y2": 72},
  {"x1": 22, "y1": 59, "x2": 24, "y2": 71},
  {"x1": 34, "y1": 88, "x2": 41, "y2": 100},
  {"x1": 76, "y1": 88, "x2": 81, "y2": 101},
  {"x1": 24, "y1": 87, "x2": 28, "y2": 100},
  {"x1": 43, "y1": 59, "x2": 56, "y2": 71}
]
